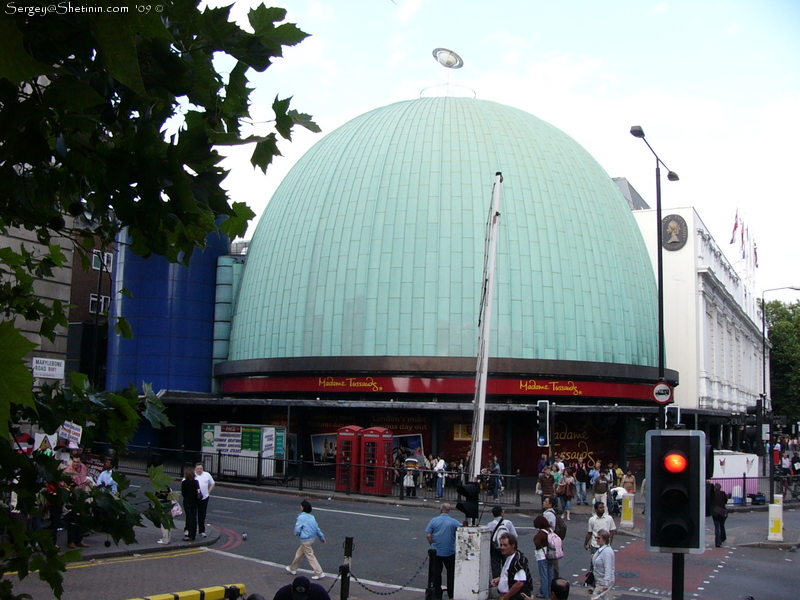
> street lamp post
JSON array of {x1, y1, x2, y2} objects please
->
[
  {"x1": 761, "y1": 285, "x2": 800, "y2": 502},
  {"x1": 630, "y1": 126, "x2": 679, "y2": 429},
  {"x1": 631, "y1": 125, "x2": 684, "y2": 600}
]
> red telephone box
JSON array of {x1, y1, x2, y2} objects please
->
[
  {"x1": 335, "y1": 426, "x2": 363, "y2": 492},
  {"x1": 360, "y1": 427, "x2": 394, "y2": 495}
]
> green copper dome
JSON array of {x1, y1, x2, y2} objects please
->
[{"x1": 229, "y1": 97, "x2": 657, "y2": 366}]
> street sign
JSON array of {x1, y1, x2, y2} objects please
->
[{"x1": 653, "y1": 382, "x2": 673, "y2": 404}]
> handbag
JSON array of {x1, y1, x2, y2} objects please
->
[{"x1": 170, "y1": 501, "x2": 183, "y2": 517}]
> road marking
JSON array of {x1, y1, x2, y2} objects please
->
[
  {"x1": 204, "y1": 549, "x2": 425, "y2": 591},
  {"x1": 213, "y1": 495, "x2": 262, "y2": 504},
  {"x1": 63, "y1": 548, "x2": 205, "y2": 570},
  {"x1": 313, "y1": 508, "x2": 410, "y2": 521}
]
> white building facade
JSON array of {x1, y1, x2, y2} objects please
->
[{"x1": 632, "y1": 205, "x2": 763, "y2": 447}]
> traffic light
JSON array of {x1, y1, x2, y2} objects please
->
[
  {"x1": 456, "y1": 482, "x2": 480, "y2": 520},
  {"x1": 744, "y1": 399, "x2": 763, "y2": 455},
  {"x1": 645, "y1": 430, "x2": 706, "y2": 554},
  {"x1": 665, "y1": 405, "x2": 681, "y2": 429},
  {"x1": 536, "y1": 400, "x2": 550, "y2": 447}
]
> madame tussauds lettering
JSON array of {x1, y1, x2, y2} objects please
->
[
  {"x1": 317, "y1": 376, "x2": 383, "y2": 391},
  {"x1": 519, "y1": 380, "x2": 583, "y2": 395}
]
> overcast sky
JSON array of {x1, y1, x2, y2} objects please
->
[{"x1": 207, "y1": 0, "x2": 800, "y2": 302}]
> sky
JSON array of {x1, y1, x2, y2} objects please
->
[{"x1": 206, "y1": 0, "x2": 800, "y2": 303}]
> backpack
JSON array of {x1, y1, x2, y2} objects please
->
[
  {"x1": 492, "y1": 518, "x2": 509, "y2": 550},
  {"x1": 553, "y1": 514, "x2": 568, "y2": 540},
  {"x1": 546, "y1": 508, "x2": 567, "y2": 540},
  {"x1": 546, "y1": 531, "x2": 564, "y2": 560}
]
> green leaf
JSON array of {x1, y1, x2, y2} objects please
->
[
  {"x1": 0, "y1": 19, "x2": 58, "y2": 83},
  {"x1": 269, "y1": 22, "x2": 311, "y2": 48},
  {"x1": 90, "y1": 14, "x2": 147, "y2": 97},
  {"x1": 219, "y1": 202, "x2": 256, "y2": 240},
  {"x1": 272, "y1": 96, "x2": 294, "y2": 140},
  {"x1": 114, "y1": 316, "x2": 134, "y2": 339},
  {"x1": 288, "y1": 109, "x2": 321, "y2": 134},
  {"x1": 250, "y1": 133, "x2": 281, "y2": 173},
  {"x1": 0, "y1": 321, "x2": 37, "y2": 438}
]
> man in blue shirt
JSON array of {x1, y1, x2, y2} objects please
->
[{"x1": 425, "y1": 503, "x2": 461, "y2": 599}]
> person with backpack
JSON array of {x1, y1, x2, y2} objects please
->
[
  {"x1": 541, "y1": 497, "x2": 566, "y2": 577},
  {"x1": 489, "y1": 506, "x2": 518, "y2": 578},
  {"x1": 491, "y1": 531, "x2": 533, "y2": 600},
  {"x1": 532, "y1": 516, "x2": 554, "y2": 599}
]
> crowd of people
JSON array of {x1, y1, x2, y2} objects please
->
[{"x1": 393, "y1": 448, "x2": 506, "y2": 499}]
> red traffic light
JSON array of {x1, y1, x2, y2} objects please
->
[{"x1": 663, "y1": 452, "x2": 687, "y2": 473}]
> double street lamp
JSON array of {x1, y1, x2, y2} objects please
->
[
  {"x1": 630, "y1": 125, "x2": 679, "y2": 428},
  {"x1": 761, "y1": 285, "x2": 800, "y2": 502}
]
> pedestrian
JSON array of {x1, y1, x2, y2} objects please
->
[
  {"x1": 555, "y1": 467, "x2": 575, "y2": 521},
  {"x1": 489, "y1": 505, "x2": 519, "y2": 578},
  {"x1": 95, "y1": 456, "x2": 118, "y2": 495},
  {"x1": 425, "y1": 503, "x2": 461, "y2": 599},
  {"x1": 532, "y1": 516, "x2": 553, "y2": 598},
  {"x1": 574, "y1": 459, "x2": 588, "y2": 505},
  {"x1": 537, "y1": 467, "x2": 556, "y2": 509},
  {"x1": 537, "y1": 454, "x2": 549, "y2": 476},
  {"x1": 621, "y1": 470, "x2": 636, "y2": 495},
  {"x1": 640, "y1": 477, "x2": 647, "y2": 515},
  {"x1": 589, "y1": 530, "x2": 614, "y2": 599},
  {"x1": 489, "y1": 455, "x2": 502, "y2": 499},
  {"x1": 590, "y1": 468, "x2": 611, "y2": 507},
  {"x1": 156, "y1": 483, "x2": 174, "y2": 545},
  {"x1": 490, "y1": 532, "x2": 533, "y2": 600},
  {"x1": 273, "y1": 575, "x2": 331, "y2": 600},
  {"x1": 434, "y1": 454, "x2": 447, "y2": 498},
  {"x1": 584, "y1": 502, "x2": 616, "y2": 554},
  {"x1": 711, "y1": 483, "x2": 729, "y2": 548},
  {"x1": 287, "y1": 500, "x2": 326, "y2": 580},
  {"x1": 550, "y1": 578, "x2": 570, "y2": 599},
  {"x1": 194, "y1": 462, "x2": 215, "y2": 538},
  {"x1": 541, "y1": 497, "x2": 563, "y2": 577},
  {"x1": 64, "y1": 452, "x2": 91, "y2": 549},
  {"x1": 181, "y1": 466, "x2": 200, "y2": 541}
]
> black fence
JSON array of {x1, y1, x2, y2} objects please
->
[{"x1": 101, "y1": 442, "x2": 522, "y2": 506}]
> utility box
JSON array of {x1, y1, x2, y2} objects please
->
[
  {"x1": 360, "y1": 427, "x2": 393, "y2": 495},
  {"x1": 454, "y1": 526, "x2": 491, "y2": 600},
  {"x1": 335, "y1": 426, "x2": 363, "y2": 492}
]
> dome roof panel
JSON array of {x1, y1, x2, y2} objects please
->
[{"x1": 229, "y1": 97, "x2": 657, "y2": 366}]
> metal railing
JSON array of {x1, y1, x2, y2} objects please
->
[
  {"x1": 710, "y1": 473, "x2": 799, "y2": 505},
  {"x1": 99, "y1": 442, "x2": 522, "y2": 506}
]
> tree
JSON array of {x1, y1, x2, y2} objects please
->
[
  {"x1": 766, "y1": 300, "x2": 800, "y2": 423},
  {"x1": 0, "y1": 3, "x2": 317, "y2": 598}
]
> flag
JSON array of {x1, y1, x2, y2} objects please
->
[
  {"x1": 729, "y1": 210, "x2": 739, "y2": 244},
  {"x1": 754, "y1": 241, "x2": 758, "y2": 268}
]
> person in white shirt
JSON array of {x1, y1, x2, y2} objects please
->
[
  {"x1": 194, "y1": 462, "x2": 215, "y2": 538},
  {"x1": 95, "y1": 457, "x2": 118, "y2": 495},
  {"x1": 491, "y1": 532, "x2": 532, "y2": 600},
  {"x1": 488, "y1": 506, "x2": 519, "y2": 578},
  {"x1": 584, "y1": 502, "x2": 616, "y2": 554},
  {"x1": 434, "y1": 454, "x2": 446, "y2": 498}
]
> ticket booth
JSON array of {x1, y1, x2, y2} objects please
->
[
  {"x1": 335, "y1": 426, "x2": 363, "y2": 492},
  {"x1": 360, "y1": 427, "x2": 393, "y2": 495}
]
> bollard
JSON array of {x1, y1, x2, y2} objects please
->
[
  {"x1": 768, "y1": 500, "x2": 783, "y2": 541},
  {"x1": 425, "y1": 548, "x2": 438, "y2": 600},
  {"x1": 339, "y1": 563, "x2": 351, "y2": 600},
  {"x1": 620, "y1": 493, "x2": 635, "y2": 528}
]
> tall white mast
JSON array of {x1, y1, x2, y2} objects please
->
[{"x1": 470, "y1": 172, "x2": 502, "y2": 481}]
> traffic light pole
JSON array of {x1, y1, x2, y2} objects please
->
[{"x1": 672, "y1": 554, "x2": 685, "y2": 600}]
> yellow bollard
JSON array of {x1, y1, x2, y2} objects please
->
[
  {"x1": 768, "y1": 503, "x2": 783, "y2": 542},
  {"x1": 621, "y1": 494, "x2": 635, "y2": 528}
]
